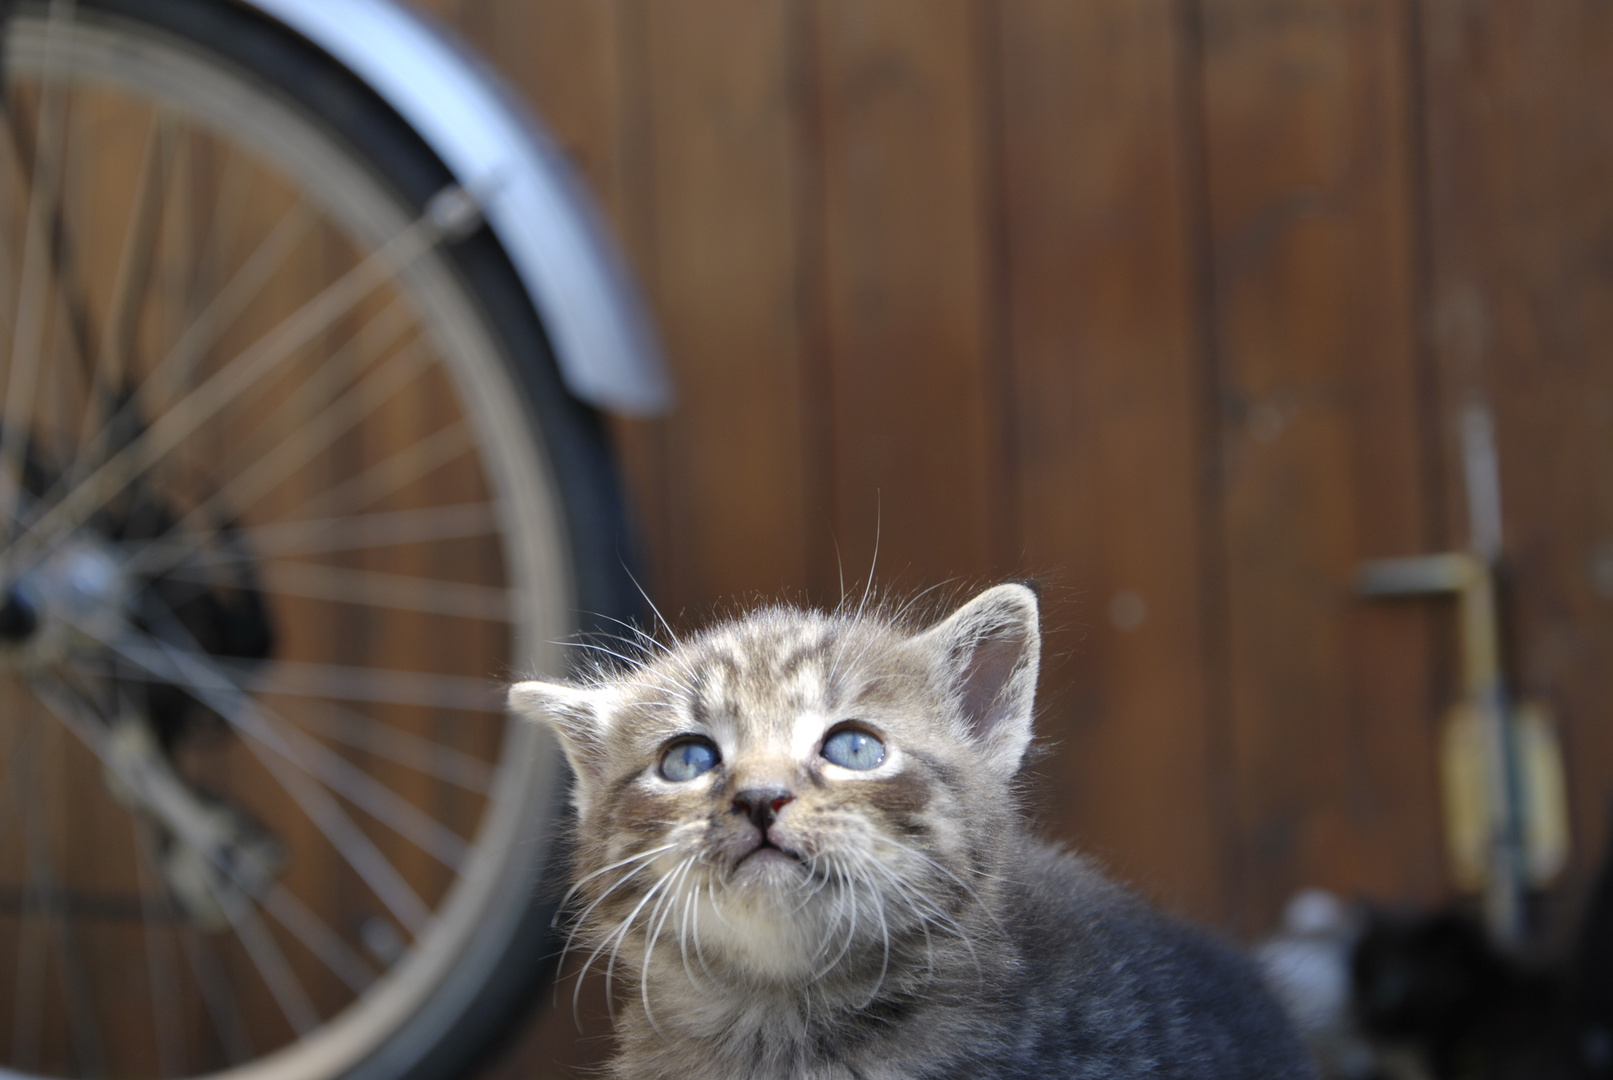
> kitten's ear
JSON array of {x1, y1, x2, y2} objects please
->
[
  {"x1": 508, "y1": 680, "x2": 615, "y2": 806},
  {"x1": 913, "y1": 583, "x2": 1040, "y2": 778}
]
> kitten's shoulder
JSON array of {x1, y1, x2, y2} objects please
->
[{"x1": 976, "y1": 838, "x2": 1316, "y2": 1079}]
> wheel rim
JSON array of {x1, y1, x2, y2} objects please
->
[{"x1": 0, "y1": 6, "x2": 573, "y2": 1079}]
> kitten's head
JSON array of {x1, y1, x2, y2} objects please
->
[{"x1": 508, "y1": 583, "x2": 1039, "y2": 987}]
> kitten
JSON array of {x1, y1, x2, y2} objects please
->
[{"x1": 509, "y1": 584, "x2": 1314, "y2": 1079}]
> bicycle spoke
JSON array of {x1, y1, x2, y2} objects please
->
[
  {"x1": 156, "y1": 120, "x2": 195, "y2": 359},
  {"x1": 125, "y1": 720, "x2": 380, "y2": 1003},
  {"x1": 45, "y1": 280, "x2": 84, "y2": 467},
  {"x1": 207, "y1": 293, "x2": 416, "y2": 488},
  {"x1": 36, "y1": 662, "x2": 438, "y2": 998},
  {"x1": 8, "y1": 705, "x2": 107, "y2": 1078},
  {"x1": 129, "y1": 819, "x2": 254, "y2": 1067},
  {"x1": 201, "y1": 713, "x2": 433, "y2": 936},
  {"x1": 0, "y1": 9, "x2": 73, "y2": 526},
  {"x1": 137, "y1": 196, "x2": 316, "y2": 424},
  {"x1": 282, "y1": 699, "x2": 493, "y2": 794},
  {"x1": 1, "y1": 53, "x2": 111, "y2": 401},
  {"x1": 12, "y1": 190, "x2": 463, "y2": 568},
  {"x1": 75, "y1": 111, "x2": 172, "y2": 452},
  {"x1": 128, "y1": 417, "x2": 483, "y2": 573},
  {"x1": 6, "y1": 711, "x2": 47, "y2": 1073},
  {"x1": 42, "y1": 629, "x2": 440, "y2": 945},
  {"x1": 80, "y1": 625, "x2": 434, "y2": 933},
  {"x1": 148, "y1": 137, "x2": 257, "y2": 458},
  {"x1": 276, "y1": 418, "x2": 475, "y2": 525},
  {"x1": 0, "y1": 137, "x2": 22, "y2": 396},
  {"x1": 237, "y1": 658, "x2": 506, "y2": 713},
  {"x1": 261, "y1": 712, "x2": 470, "y2": 869},
  {"x1": 84, "y1": 652, "x2": 507, "y2": 715},
  {"x1": 247, "y1": 559, "x2": 512, "y2": 622},
  {"x1": 122, "y1": 502, "x2": 502, "y2": 568},
  {"x1": 130, "y1": 818, "x2": 187, "y2": 1079},
  {"x1": 186, "y1": 143, "x2": 253, "y2": 334},
  {"x1": 121, "y1": 313, "x2": 431, "y2": 578},
  {"x1": 220, "y1": 897, "x2": 319, "y2": 1037},
  {"x1": 260, "y1": 884, "x2": 376, "y2": 995},
  {"x1": 28, "y1": 671, "x2": 381, "y2": 1028},
  {"x1": 177, "y1": 924, "x2": 253, "y2": 1066},
  {"x1": 32, "y1": 193, "x2": 316, "y2": 522},
  {"x1": 0, "y1": 121, "x2": 142, "y2": 489}
]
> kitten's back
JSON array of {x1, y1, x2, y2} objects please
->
[{"x1": 974, "y1": 841, "x2": 1312, "y2": 1078}]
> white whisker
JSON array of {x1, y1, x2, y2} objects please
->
[
  {"x1": 561, "y1": 859, "x2": 657, "y2": 996},
  {"x1": 559, "y1": 843, "x2": 678, "y2": 918},
  {"x1": 585, "y1": 857, "x2": 681, "y2": 1024},
  {"x1": 810, "y1": 870, "x2": 859, "y2": 985},
  {"x1": 639, "y1": 856, "x2": 694, "y2": 1038},
  {"x1": 676, "y1": 866, "x2": 702, "y2": 990}
]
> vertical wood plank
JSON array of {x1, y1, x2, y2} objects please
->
[
  {"x1": 632, "y1": 0, "x2": 813, "y2": 613},
  {"x1": 1198, "y1": 0, "x2": 1445, "y2": 927},
  {"x1": 474, "y1": 1, "x2": 631, "y2": 224},
  {"x1": 994, "y1": 0, "x2": 1232, "y2": 921},
  {"x1": 438, "y1": 0, "x2": 676, "y2": 612},
  {"x1": 813, "y1": 0, "x2": 1004, "y2": 585},
  {"x1": 1420, "y1": 0, "x2": 1613, "y2": 923}
]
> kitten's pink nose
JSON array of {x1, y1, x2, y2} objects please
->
[{"x1": 732, "y1": 788, "x2": 794, "y2": 831}]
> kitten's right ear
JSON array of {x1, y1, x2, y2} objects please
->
[
  {"x1": 911, "y1": 583, "x2": 1041, "y2": 780},
  {"x1": 508, "y1": 680, "x2": 614, "y2": 798}
]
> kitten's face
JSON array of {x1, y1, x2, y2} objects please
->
[{"x1": 510, "y1": 585, "x2": 1040, "y2": 984}]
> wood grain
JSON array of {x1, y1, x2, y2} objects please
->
[
  {"x1": 1420, "y1": 0, "x2": 1613, "y2": 923},
  {"x1": 1196, "y1": 0, "x2": 1444, "y2": 928},
  {"x1": 812, "y1": 0, "x2": 1005, "y2": 588},
  {"x1": 632, "y1": 0, "x2": 814, "y2": 614},
  {"x1": 994, "y1": 0, "x2": 1232, "y2": 921}
]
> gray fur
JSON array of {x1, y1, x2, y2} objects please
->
[{"x1": 510, "y1": 584, "x2": 1314, "y2": 1079}]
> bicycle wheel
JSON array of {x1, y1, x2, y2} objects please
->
[{"x1": 0, "y1": 1, "x2": 637, "y2": 1078}]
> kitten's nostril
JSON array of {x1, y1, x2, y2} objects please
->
[{"x1": 732, "y1": 787, "x2": 794, "y2": 830}]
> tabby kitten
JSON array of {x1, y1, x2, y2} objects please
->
[{"x1": 509, "y1": 584, "x2": 1313, "y2": 1079}]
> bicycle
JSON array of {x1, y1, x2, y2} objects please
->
[{"x1": 0, "y1": 1, "x2": 670, "y2": 1078}]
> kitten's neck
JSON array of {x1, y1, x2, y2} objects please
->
[{"x1": 609, "y1": 920, "x2": 1017, "y2": 1080}]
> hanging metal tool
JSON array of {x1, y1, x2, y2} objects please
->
[{"x1": 1356, "y1": 406, "x2": 1569, "y2": 945}]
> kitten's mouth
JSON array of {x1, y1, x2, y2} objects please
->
[{"x1": 735, "y1": 838, "x2": 799, "y2": 867}]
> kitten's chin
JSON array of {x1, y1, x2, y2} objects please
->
[
  {"x1": 726, "y1": 849, "x2": 808, "y2": 902},
  {"x1": 735, "y1": 844, "x2": 798, "y2": 872},
  {"x1": 693, "y1": 854, "x2": 833, "y2": 980}
]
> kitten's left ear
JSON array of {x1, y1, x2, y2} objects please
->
[
  {"x1": 912, "y1": 583, "x2": 1041, "y2": 778},
  {"x1": 508, "y1": 679, "x2": 615, "y2": 813}
]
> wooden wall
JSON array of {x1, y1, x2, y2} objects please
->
[{"x1": 405, "y1": 2, "x2": 1613, "y2": 1075}]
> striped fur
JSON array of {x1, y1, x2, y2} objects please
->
[{"x1": 510, "y1": 584, "x2": 1313, "y2": 1079}]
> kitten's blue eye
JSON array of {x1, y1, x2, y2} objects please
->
[
  {"x1": 660, "y1": 738, "x2": 718, "y2": 782},
  {"x1": 822, "y1": 728, "x2": 885, "y2": 770}
]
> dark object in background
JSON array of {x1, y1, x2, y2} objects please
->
[
  {"x1": 1347, "y1": 806, "x2": 1613, "y2": 1080},
  {"x1": 1263, "y1": 810, "x2": 1613, "y2": 1080},
  {"x1": 1351, "y1": 908, "x2": 1573, "y2": 1079},
  {"x1": 1576, "y1": 808, "x2": 1613, "y2": 1079}
]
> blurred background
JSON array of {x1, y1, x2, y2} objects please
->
[{"x1": 385, "y1": 0, "x2": 1613, "y2": 1076}]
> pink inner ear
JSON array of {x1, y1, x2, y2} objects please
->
[{"x1": 956, "y1": 626, "x2": 1027, "y2": 737}]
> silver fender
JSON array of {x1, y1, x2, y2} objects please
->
[{"x1": 243, "y1": 0, "x2": 672, "y2": 416}]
